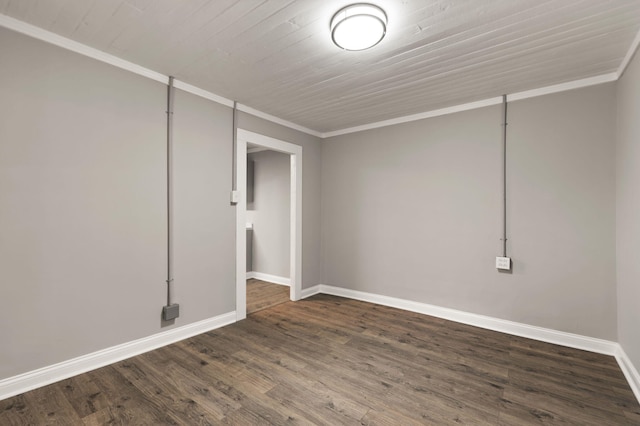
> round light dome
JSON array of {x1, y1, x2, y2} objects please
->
[{"x1": 331, "y1": 4, "x2": 387, "y2": 51}]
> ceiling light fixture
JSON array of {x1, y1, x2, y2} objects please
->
[{"x1": 330, "y1": 4, "x2": 387, "y2": 51}]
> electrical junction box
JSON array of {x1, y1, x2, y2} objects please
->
[
  {"x1": 496, "y1": 257, "x2": 511, "y2": 271},
  {"x1": 162, "y1": 303, "x2": 180, "y2": 321}
]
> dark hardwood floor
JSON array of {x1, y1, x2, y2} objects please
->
[
  {"x1": 246, "y1": 278, "x2": 290, "y2": 315},
  {"x1": 1, "y1": 294, "x2": 639, "y2": 425}
]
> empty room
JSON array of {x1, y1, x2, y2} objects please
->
[{"x1": 1, "y1": 1, "x2": 640, "y2": 424}]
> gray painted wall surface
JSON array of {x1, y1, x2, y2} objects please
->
[
  {"x1": 238, "y1": 113, "x2": 323, "y2": 289},
  {"x1": 172, "y1": 89, "x2": 236, "y2": 320},
  {"x1": 0, "y1": 28, "x2": 166, "y2": 379},
  {"x1": 0, "y1": 28, "x2": 322, "y2": 380},
  {"x1": 322, "y1": 84, "x2": 617, "y2": 340},
  {"x1": 0, "y1": 21, "x2": 628, "y2": 383},
  {"x1": 247, "y1": 151, "x2": 291, "y2": 278},
  {"x1": 616, "y1": 52, "x2": 640, "y2": 370}
]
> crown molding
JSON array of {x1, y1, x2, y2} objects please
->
[
  {"x1": 173, "y1": 80, "x2": 234, "y2": 108},
  {"x1": 507, "y1": 73, "x2": 618, "y2": 102},
  {"x1": 0, "y1": 13, "x2": 631, "y2": 141},
  {"x1": 0, "y1": 13, "x2": 167, "y2": 84},
  {"x1": 322, "y1": 72, "x2": 618, "y2": 138},
  {"x1": 321, "y1": 97, "x2": 504, "y2": 138},
  {"x1": 618, "y1": 27, "x2": 640, "y2": 78},
  {"x1": 237, "y1": 104, "x2": 323, "y2": 138},
  {"x1": 0, "y1": 13, "x2": 321, "y2": 138}
]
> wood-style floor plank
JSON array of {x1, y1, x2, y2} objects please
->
[
  {"x1": 246, "y1": 279, "x2": 290, "y2": 314},
  {"x1": 1, "y1": 292, "x2": 639, "y2": 425}
]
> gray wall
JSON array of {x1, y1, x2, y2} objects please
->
[
  {"x1": 238, "y1": 113, "x2": 323, "y2": 289},
  {"x1": 616, "y1": 51, "x2": 640, "y2": 369},
  {"x1": 247, "y1": 151, "x2": 291, "y2": 278},
  {"x1": 1, "y1": 18, "x2": 629, "y2": 382},
  {"x1": 322, "y1": 84, "x2": 617, "y2": 340},
  {"x1": 172, "y1": 89, "x2": 236, "y2": 320},
  {"x1": 0, "y1": 27, "x2": 322, "y2": 380},
  {"x1": 0, "y1": 27, "x2": 166, "y2": 379}
]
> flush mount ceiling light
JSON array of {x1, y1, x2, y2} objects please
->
[{"x1": 331, "y1": 4, "x2": 387, "y2": 51}]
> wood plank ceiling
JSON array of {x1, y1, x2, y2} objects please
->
[{"x1": 2, "y1": 0, "x2": 640, "y2": 133}]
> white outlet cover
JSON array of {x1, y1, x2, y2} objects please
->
[{"x1": 496, "y1": 257, "x2": 511, "y2": 270}]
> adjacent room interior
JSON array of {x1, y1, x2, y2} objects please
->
[
  {"x1": 1, "y1": 1, "x2": 640, "y2": 424},
  {"x1": 245, "y1": 145, "x2": 292, "y2": 315}
]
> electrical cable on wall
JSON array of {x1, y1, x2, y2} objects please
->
[
  {"x1": 502, "y1": 94, "x2": 508, "y2": 257},
  {"x1": 231, "y1": 101, "x2": 239, "y2": 204},
  {"x1": 495, "y1": 94, "x2": 512, "y2": 271},
  {"x1": 163, "y1": 76, "x2": 180, "y2": 320}
]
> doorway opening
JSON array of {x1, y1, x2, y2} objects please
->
[{"x1": 235, "y1": 129, "x2": 302, "y2": 320}]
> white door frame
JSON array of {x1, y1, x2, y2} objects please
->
[{"x1": 235, "y1": 129, "x2": 302, "y2": 321}]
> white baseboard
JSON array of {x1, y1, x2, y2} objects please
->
[
  {"x1": 300, "y1": 284, "x2": 322, "y2": 299},
  {"x1": 0, "y1": 311, "x2": 236, "y2": 401},
  {"x1": 316, "y1": 284, "x2": 640, "y2": 403},
  {"x1": 247, "y1": 271, "x2": 290, "y2": 286},
  {"x1": 318, "y1": 285, "x2": 618, "y2": 355},
  {"x1": 3, "y1": 285, "x2": 639, "y2": 405},
  {"x1": 615, "y1": 346, "x2": 640, "y2": 403}
]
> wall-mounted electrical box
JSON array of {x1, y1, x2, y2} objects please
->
[
  {"x1": 162, "y1": 303, "x2": 180, "y2": 321},
  {"x1": 496, "y1": 257, "x2": 511, "y2": 271}
]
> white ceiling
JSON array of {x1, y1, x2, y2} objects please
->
[{"x1": 2, "y1": 0, "x2": 640, "y2": 134}]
